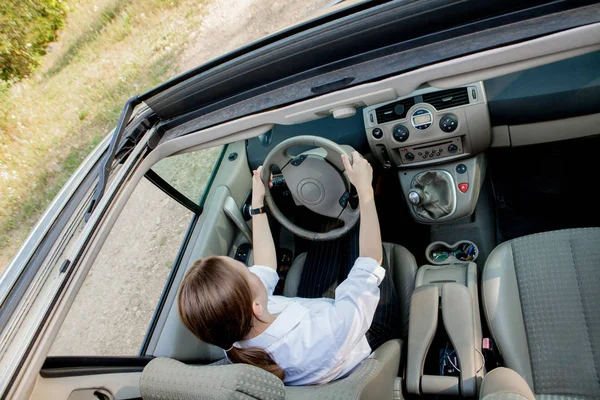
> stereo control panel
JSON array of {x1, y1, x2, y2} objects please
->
[
  {"x1": 363, "y1": 82, "x2": 491, "y2": 168},
  {"x1": 397, "y1": 137, "x2": 463, "y2": 165}
]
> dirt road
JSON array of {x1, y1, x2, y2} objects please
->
[{"x1": 51, "y1": 0, "x2": 332, "y2": 356}]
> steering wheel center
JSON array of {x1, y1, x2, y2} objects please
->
[
  {"x1": 261, "y1": 135, "x2": 360, "y2": 241},
  {"x1": 298, "y1": 178, "x2": 325, "y2": 205}
]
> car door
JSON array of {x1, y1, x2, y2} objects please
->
[
  {"x1": 140, "y1": 140, "x2": 254, "y2": 363},
  {"x1": 20, "y1": 140, "x2": 251, "y2": 400}
]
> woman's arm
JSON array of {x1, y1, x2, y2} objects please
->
[
  {"x1": 342, "y1": 152, "x2": 383, "y2": 264},
  {"x1": 251, "y1": 166, "x2": 277, "y2": 271}
]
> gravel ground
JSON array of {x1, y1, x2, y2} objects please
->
[{"x1": 50, "y1": 0, "x2": 331, "y2": 356}]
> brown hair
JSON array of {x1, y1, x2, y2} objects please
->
[{"x1": 177, "y1": 256, "x2": 285, "y2": 380}]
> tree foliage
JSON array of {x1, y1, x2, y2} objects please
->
[{"x1": 0, "y1": 0, "x2": 66, "y2": 82}]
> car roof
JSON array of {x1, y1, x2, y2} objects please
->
[{"x1": 141, "y1": 1, "x2": 599, "y2": 139}]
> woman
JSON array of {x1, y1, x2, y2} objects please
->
[{"x1": 178, "y1": 151, "x2": 397, "y2": 385}]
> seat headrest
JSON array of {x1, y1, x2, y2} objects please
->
[{"x1": 140, "y1": 357, "x2": 285, "y2": 400}]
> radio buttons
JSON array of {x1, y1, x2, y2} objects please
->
[{"x1": 400, "y1": 138, "x2": 462, "y2": 164}]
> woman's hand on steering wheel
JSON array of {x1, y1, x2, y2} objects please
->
[
  {"x1": 252, "y1": 166, "x2": 266, "y2": 206},
  {"x1": 341, "y1": 152, "x2": 374, "y2": 200},
  {"x1": 252, "y1": 166, "x2": 274, "y2": 206}
]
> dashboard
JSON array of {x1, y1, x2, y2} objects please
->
[
  {"x1": 246, "y1": 50, "x2": 599, "y2": 171},
  {"x1": 363, "y1": 83, "x2": 491, "y2": 169},
  {"x1": 246, "y1": 110, "x2": 369, "y2": 171},
  {"x1": 485, "y1": 50, "x2": 600, "y2": 125}
]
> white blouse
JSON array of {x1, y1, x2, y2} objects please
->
[{"x1": 235, "y1": 257, "x2": 385, "y2": 386}]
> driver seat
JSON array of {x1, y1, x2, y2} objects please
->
[
  {"x1": 140, "y1": 243, "x2": 417, "y2": 400},
  {"x1": 283, "y1": 242, "x2": 418, "y2": 339}
]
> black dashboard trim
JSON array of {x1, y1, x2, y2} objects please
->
[{"x1": 488, "y1": 86, "x2": 600, "y2": 126}]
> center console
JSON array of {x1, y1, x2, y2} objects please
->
[
  {"x1": 363, "y1": 83, "x2": 491, "y2": 224},
  {"x1": 405, "y1": 241, "x2": 485, "y2": 397},
  {"x1": 363, "y1": 82, "x2": 490, "y2": 169},
  {"x1": 399, "y1": 154, "x2": 486, "y2": 223}
]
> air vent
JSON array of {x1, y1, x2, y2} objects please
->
[
  {"x1": 375, "y1": 97, "x2": 415, "y2": 124},
  {"x1": 422, "y1": 88, "x2": 469, "y2": 110}
]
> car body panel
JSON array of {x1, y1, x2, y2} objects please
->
[
  {"x1": 2, "y1": 1, "x2": 600, "y2": 398},
  {"x1": 153, "y1": 2, "x2": 600, "y2": 138}
]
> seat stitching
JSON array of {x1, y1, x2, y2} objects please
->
[
  {"x1": 568, "y1": 236, "x2": 600, "y2": 395},
  {"x1": 511, "y1": 239, "x2": 537, "y2": 393}
]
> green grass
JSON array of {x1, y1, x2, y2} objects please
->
[
  {"x1": 0, "y1": 0, "x2": 210, "y2": 268},
  {"x1": 44, "y1": 1, "x2": 129, "y2": 78},
  {"x1": 0, "y1": 0, "x2": 67, "y2": 81},
  {"x1": 0, "y1": 126, "x2": 101, "y2": 249}
]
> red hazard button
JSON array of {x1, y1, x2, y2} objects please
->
[{"x1": 458, "y1": 183, "x2": 469, "y2": 193}]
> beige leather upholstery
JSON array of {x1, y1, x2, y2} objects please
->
[
  {"x1": 479, "y1": 368, "x2": 535, "y2": 400},
  {"x1": 421, "y1": 375, "x2": 459, "y2": 396},
  {"x1": 441, "y1": 283, "x2": 477, "y2": 397},
  {"x1": 407, "y1": 261, "x2": 484, "y2": 397},
  {"x1": 382, "y1": 242, "x2": 418, "y2": 339},
  {"x1": 412, "y1": 170, "x2": 455, "y2": 220},
  {"x1": 406, "y1": 285, "x2": 439, "y2": 395}
]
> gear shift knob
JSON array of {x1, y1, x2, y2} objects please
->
[{"x1": 408, "y1": 189, "x2": 424, "y2": 205}]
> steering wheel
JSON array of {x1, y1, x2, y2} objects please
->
[{"x1": 261, "y1": 135, "x2": 360, "y2": 241}]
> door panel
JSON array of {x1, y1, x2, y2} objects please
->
[
  {"x1": 151, "y1": 185, "x2": 240, "y2": 362},
  {"x1": 30, "y1": 373, "x2": 141, "y2": 400},
  {"x1": 144, "y1": 140, "x2": 252, "y2": 362},
  {"x1": 27, "y1": 141, "x2": 252, "y2": 399}
]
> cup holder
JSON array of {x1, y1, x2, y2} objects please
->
[{"x1": 426, "y1": 240, "x2": 478, "y2": 264}]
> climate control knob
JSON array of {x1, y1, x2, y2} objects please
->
[
  {"x1": 392, "y1": 125, "x2": 410, "y2": 142},
  {"x1": 439, "y1": 114, "x2": 458, "y2": 132}
]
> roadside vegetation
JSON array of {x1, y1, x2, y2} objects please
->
[
  {"x1": 0, "y1": 0, "x2": 210, "y2": 269},
  {"x1": 1, "y1": 0, "x2": 66, "y2": 82}
]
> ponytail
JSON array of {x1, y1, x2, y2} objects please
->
[
  {"x1": 228, "y1": 346, "x2": 285, "y2": 380},
  {"x1": 178, "y1": 256, "x2": 285, "y2": 380}
]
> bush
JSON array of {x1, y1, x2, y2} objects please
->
[{"x1": 0, "y1": 0, "x2": 66, "y2": 82}]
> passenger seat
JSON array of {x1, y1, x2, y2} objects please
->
[{"x1": 482, "y1": 228, "x2": 600, "y2": 398}]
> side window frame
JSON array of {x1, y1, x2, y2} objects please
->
[
  {"x1": 42, "y1": 145, "x2": 228, "y2": 370},
  {"x1": 144, "y1": 169, "x2": 203, "y2": 215},
  {"x1": 137, "y1": 144, "x2": 227, "y2": 355}
]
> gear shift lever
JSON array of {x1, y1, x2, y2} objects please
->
[
  {"x1": 409, "y1": 171, "x2": 455, "y2": 220},
  {"x1": 408, "y1": 188, "x2": 425, "y2": 205}
]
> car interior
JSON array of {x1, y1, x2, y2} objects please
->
[{"x1": 32, "y1": 30, "x2": 600, "y2": 400}]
